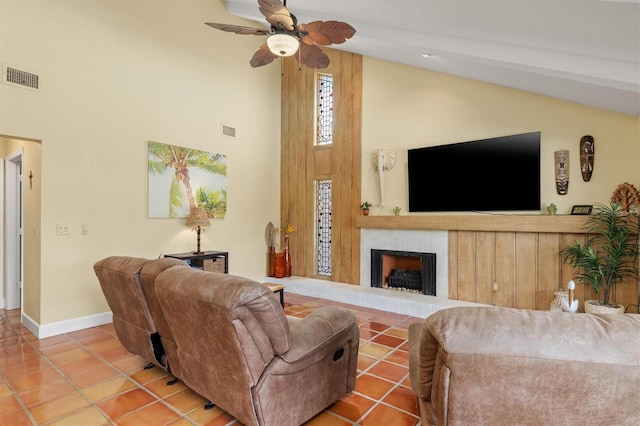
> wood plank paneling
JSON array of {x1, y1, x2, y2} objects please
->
[
  {"x1": 475, "y1": 232, "x2": 495, "y2": 304},
  {"x1": 448, "y1": 232, "x2": 459, "y2": 299},
  {"x1": 495, "y1": 232, "x2": 516, "y2": 307},
  {"x1": 560, "y1": 233, "x2": 585, "y2": 307},
  {"x1": 514, "y1": 233, "x2": 537, "y2": 309},
  {"x1": 455, "y1": 231, "x2": 476, "y2": 302},
  {"x1": 537, "y1": 233, "x2": 561, "y2": 310},
  {"x1": 281, "y1": 49, "x2": 362, "y2": 283}
]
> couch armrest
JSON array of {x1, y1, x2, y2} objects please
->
[
  {"x1": 279, "y1": 306, "x2": 358, "y2": 363},
  {"x1": 409, "y1": 322, "x2": 433, "y2": 399}
]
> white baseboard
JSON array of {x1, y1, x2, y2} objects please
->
[{"x1": 22, "y1": 311, "x2": 113, "y2": 339}]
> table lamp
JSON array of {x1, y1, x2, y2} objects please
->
[{"x1": 187, "y1": 206, "x2": 210, "y2": 254}]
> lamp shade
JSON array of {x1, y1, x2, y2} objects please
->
[
  {"x1": 267, "y1": 33, "x2": 299, "y2": 57},
  {"x1": 187, "y1": 206, "x2": 211, "y2": 228}
]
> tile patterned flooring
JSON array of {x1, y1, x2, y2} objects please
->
[{"x1": 0, "y1": 293, "x2": 424, "y2": 425}]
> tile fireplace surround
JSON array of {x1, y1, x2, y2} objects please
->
[
  {"x1": 360, "y1": 229, "x2": 448, "y2": 295},
  {"x1": 264, "y1": 229, "x2": 481, "y2": 318}
]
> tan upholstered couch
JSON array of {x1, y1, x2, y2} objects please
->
[
  {"x1": 95, "y1": 256, "x2": 359, "y2": 426},
  {"x1": 409, "y1": 306, "x2": 640, "y2": 425}
]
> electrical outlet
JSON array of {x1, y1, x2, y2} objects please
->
[
  {"x1": 492, "y1": 282, "x2": 498, "y2": 292},
  {"x1": 56, "y1": 224, "x2": 69, "y2": 235},
  {"x1": 82, "y1": 224, "x2": 90, "y2": 235}
]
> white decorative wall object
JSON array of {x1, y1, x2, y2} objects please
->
[{"x1": 371, "y1": 149, "x2": 396, "y2": 207}]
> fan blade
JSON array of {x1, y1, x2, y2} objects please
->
[
  {"x1": 296, "y1": 43, "x2": 330, "y2": 69},
  {"x1": 250, "y1": 43, "x2": 278, "y2": 68},
  {"x1": 299, "y1": 21, "x2": 356, "y2": 46},
  {"x1": 258, "y1": 0, "x2": 294, "y2": 31},
  {"x1": 205, "y1": 22, "x2": 269, "y2": 35}
]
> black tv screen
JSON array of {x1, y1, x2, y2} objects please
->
[{"x1": 408, "y1": 132, "x2": 541, "y2": 212}]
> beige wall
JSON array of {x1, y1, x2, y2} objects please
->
[
  {"x1": 361, "y1": 57, "x2": 640, "y2": 216},
  {"x1": 0, "y1": 0, "x2": 282, "y2": 324}
]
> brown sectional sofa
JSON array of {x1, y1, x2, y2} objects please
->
[
  {"x1": 409, "y1": 306, "x2": 640, "y2": 425},
  {"x1": 94, "y1": 256, "x2": 359, "y2": 426}
]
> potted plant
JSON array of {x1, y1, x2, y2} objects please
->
[
  {"x1": 360, "y1": 201, "x2": 372, "y2": 216},
  {"x1": 560, "y1": 202, "x2": 639, "y2": 313}
]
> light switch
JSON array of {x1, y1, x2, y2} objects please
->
[{"x1": 82, "y1": 224, "x2": 90, "y2": 235}]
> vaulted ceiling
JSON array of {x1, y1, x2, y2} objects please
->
[{"x1": 224, "y1": 0, "x2": 640, "y2": 116}]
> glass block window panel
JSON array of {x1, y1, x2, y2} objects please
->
[
  {"x1": 316, "y1": 74, "x2": 333, "y2": 145},
  {"x1": 316, "y1": 179, "x2": 332, "y2": 276}
]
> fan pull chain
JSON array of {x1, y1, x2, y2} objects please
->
[{"x1": 280, "y1": 56, "x2": 284, "y2": 76}]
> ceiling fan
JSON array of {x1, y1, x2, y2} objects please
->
[{"x1": 205, "y1": 0, "x2": 356, "y2": 69}]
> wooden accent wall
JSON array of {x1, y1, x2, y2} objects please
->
[
  {"x1": 357, "y1": 215, "x2": 639, "y2": 312},
  {"x1": 281, "y1": 49, "x2": 363, "y2": 283}
]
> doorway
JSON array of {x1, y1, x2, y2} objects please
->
[{"x1": 5, "y1": 149, "x2": 23, "y2": 310}]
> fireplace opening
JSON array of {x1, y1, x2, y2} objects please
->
[{"x1": 371, "y1": 249, "x2": 436, "y2": 296}]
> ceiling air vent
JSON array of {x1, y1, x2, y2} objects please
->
[{"x1": 2, "y1": 64, "x2": 40, "y2": 91}]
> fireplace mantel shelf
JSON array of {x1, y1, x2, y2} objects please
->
[{"x1": 355, "y1": 214, "x2": 589, "y2": 234}]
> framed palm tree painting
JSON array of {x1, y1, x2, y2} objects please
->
[{"x1": 148, "y1": 141, "x2": 227, "y2": 218}]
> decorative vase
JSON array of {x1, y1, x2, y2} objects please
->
[
  {"x1": 284, "y1": 236, "x2": 292, "y2": 277},
  {"x1": 550, "y1": 291, "x2": 568, "y2": 311},
  {"x1": 267, "y1": 247, "x2": 275, "y2": 277},
  {"x1": 584, "y1": 300, "x2": 624, "y2": 314},
  {"x1": 274, "y1": 253, "x2": 285, "y2": 278}
]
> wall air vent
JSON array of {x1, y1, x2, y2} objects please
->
[
  {"x1": 2, "y1": 64, "x2": 40, "y2": 91},
  {"x1": 221, "y1": 124, "x2": 236, "y2": 138}
]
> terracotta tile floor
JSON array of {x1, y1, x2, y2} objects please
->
[{"x1": 0, "y1": 294, "x2": 423, "y2": 425}]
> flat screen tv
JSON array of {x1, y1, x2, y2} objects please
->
[{"x1": 408, "y1": 132, "x2": 541, "y2": 212}]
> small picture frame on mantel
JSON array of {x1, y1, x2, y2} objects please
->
[{"x1": 571, "y1": 205, "x2": 593, "y2": 215}]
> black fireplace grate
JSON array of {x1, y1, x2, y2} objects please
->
[{"x1": 388, "y1": 269, "x2": 422, "y2": 290}]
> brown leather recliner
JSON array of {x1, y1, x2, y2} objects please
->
[
  {"x1": 153, "y1": 265, "x2": 360, "y2": 426},
  {"x1": 138, "y1": 257, "x2": 190, "y2": 379},
  {"x1": 93, "y1": 256, "x2": 177, "y2": 370}
]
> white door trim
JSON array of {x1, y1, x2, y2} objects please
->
[{"x1": 6, "y1": 148, "x2": 24, "y2": 310}]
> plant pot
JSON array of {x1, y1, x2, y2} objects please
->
[
  {"x1": 362, "y1": 208, "x2": 369, "y2": 216},
  {"x1": 584, "y1": 300, "x2": 625, "y2": 314}
]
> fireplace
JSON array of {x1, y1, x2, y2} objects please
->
[{"x1": 370, "y1": 249, "x2": 436, "y2": 295}]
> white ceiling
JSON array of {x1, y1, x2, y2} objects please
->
[{"x1": 224, "y1": 0, "x2": 640, "y2": 116}]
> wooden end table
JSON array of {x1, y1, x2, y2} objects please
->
[
  {"x1": 263, "y1": 283, "x2": 285, "y2": 307},
  {"x1": 164, "y1": 251, "x2": 228, "y2": 274}
]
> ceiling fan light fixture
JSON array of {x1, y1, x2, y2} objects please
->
[{"x1": 267, "y1": 33, "x2": 299, "y2": 57}]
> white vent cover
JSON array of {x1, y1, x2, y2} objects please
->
[
  {"x1": 221, "y1": 124, "x2": 236, "y2": 138},
  {"x1": 2, "y1": 64, "x2": 39, "y2": 91}
]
